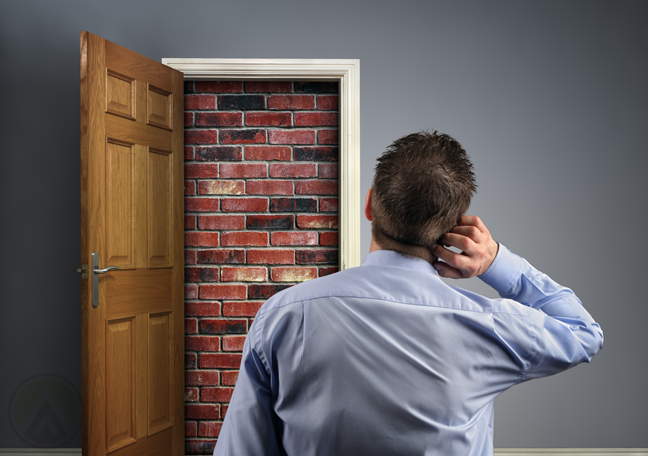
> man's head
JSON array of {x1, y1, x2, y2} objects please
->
[{"x1": 370, "y1": 131, "x2": 476, "y2": 253}]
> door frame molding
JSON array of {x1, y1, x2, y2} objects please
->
[{"x1": 162, "y1": 58, "x2": 361, "y2": 270}]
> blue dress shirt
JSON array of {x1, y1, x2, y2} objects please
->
[{"x1": 214, "y1": 245, "x2": 603, "y2": 456}]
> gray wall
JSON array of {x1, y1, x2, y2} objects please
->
[{"x1": 1, "y1": 0, "x2": 646, "y2": 448}]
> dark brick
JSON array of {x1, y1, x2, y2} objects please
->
[
  {"x1": 185, "y1": 130, "x2": 219, "y2": 145},
  {"x1": 248, "y1": 284, "x2": 293, "y2": 299},
  {"x1": 196, "y1": 112, "x2": 243, "y2": 127},
  {"x1": 196, "y1": 146, "x2": 243, "y2": 162},
  {"x1": 218, "y1": 95, "x2": 265, "y2": 110},
  {"x1": 184, "y1": 81, "x2": 195, "y2": 93},
  {"x1": 185, "y1": 439, "x2": 216, "y2": 455},
  {"x1": 247, "y1": 215, "x2": 293, "y2": 230},
  {"x1": 270, "y1": 198, "x2": 317, "y2": 212},
  {"x1": 295, "y1": 82, "x2": 339, "y2": 93},
  {"x1": 200, "y1": 319, "x2": 247, "y2": 334},
  {"x1": 220, "y1": 129, "x2": 266, "y2": 144},
  {"x1": 197, "y1": 249, "x2": 246, "y2": 264},
  {"x1": 185, "y1": 353, "x2": 197, "y2": 369},
  {"x1": 296, "y1": 249, "x2": 339, "y2": 264},
  {"x1": 245, "y1": 81, "x2": 293, "y2": 93},
  {"x1": 294, "y1": 147, "x2": 338, "y2": 162},
  {"x1": 196, "y1": 81, "x2": 243, "y2": 93}
]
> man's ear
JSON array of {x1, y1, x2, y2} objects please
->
[{"x1": 364, "y1": 188, "x2": 373, "y2": 221}]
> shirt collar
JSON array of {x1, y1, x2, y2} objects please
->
[{"x1": 362, "y1": 249, "x2": 438, "y2": 276}]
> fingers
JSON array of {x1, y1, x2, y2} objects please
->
[
  {"x1": 432, "y1": 244, "x2": 479, "y2": 277},
  {"x1": 432, "y1": 260, "x2": 464, "y2": 279}
]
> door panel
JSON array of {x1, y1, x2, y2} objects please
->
[{"x1": 80, "y1": 31, "x2": 184, "y2": 456}]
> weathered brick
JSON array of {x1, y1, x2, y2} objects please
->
[
  {"x1": 184, "y1": 81, "x2": 195, "y2": 94},
  {"x1": 221, "y1": 198, "x2": 268, "y2": 213},
  {"x1": 186, "y1": 371, "x2": 220, "y2": 386},
  {"x1": 221, "y1": 232, "x2": 268, "y2": 246},
  {"x1": 196, "y1": 146, "x2": 243, "y2": 161},
  {"x1": 185, "y1": 284, "x2": 198, "y2": 299},
  {"x1": 271, "y1": 231, "x2": 318, "y2": 246},
  {"x1": 185, "y1": 112, "x2": 194, "y2": 127},
  {"x1": 185, "y1": 215, "x2": 196, "y2": 230},
  {"x1": 199, "y1": 353, "x2": 242, "y2": 369},
  {"x1": 222, "y1": 301, "x2": 264, "y2": 317},
  {"x1": 185, "y1": 302, "x2": 221, "y2": 317},
  {"x1": 185, "y1": 318, "x2": 198, "y2": 334},
  {"x1": 294, "y1": 112, "x2": 338, "y2": 127},
  {"x1": 196, "y1": 112, "x2": 243, "y2": 127},
  {"x1": 248, "y1": 284, "x2": 293, "y2": 299},
  {"x1": 320, "y1": 197, "x2": 338, "y2": 212},
  {"x1": 197, "y1": 249, "x2": 245, "y2": 264},
  {"x1": 296, "y1": 249, "x2": 338, "y2": 264},
  {"x1": 268, "y1": 95, "x2": 315, "y2": 110},
  {"x1": 185, "y1": 267, "x2": 219, "y2": 283},
  {"x1": 269, "y1": 129, "x2": 316, "y2": 145},
  {"x1": 220, "y1": 163, "x2": 267, "y2": 178},
  {"x1": 319, "y1": 164, "x2": 338, "y2": 178},
  {"x1": 246, "y1": 180, "x2": 293, "y2": 195},
  {"x1": 244, "y1": 145, "x2": 291, "y2": 161},
  {"x1": 185, "y1": 404, "x2": 220, "y2": 420},
  {"x1": 319, "y1": 231, "x2": 339, "y2": 246},
  {"x1": 200, "y1": 319, "x2": 247, "y2": 334},
  {"x1": 270, "y1": 198, "x2": 317, "y2": 212},
  {"x1": 222, "y1": 405, "x2": 229, "y2": 419},
  {"x1": 185, "y1": 146, "x2": 194, "y2": 160},
  {"x1": 185, "y1": 163, "x2": 219, "y2": 179},
  {"x1": 185, "y1": 440, "x2": 216, "y2": 455},
  {"x1": 222, "y1": 336, "x2": 247, "y2": 352},
  {"x1": 246, "y1": 215, "x2": 293, "y2": 230},
  {"x1": 185, "y1": 387, "x2": 199, "y2": 402},
  {"x1": 185, "y1": 130, "x2": 219, "y2": 145},
  {"x1": 185, "y1": 198, "x2": 219, "y2": 212},
  {"x1": 185, "y1": 232, "x2": 219, "y2": 247},
  {"x1": 246, "y1": 112, "x2": 292, "y2": 127},
  {"x1": 185, "y1": 250, "x2": 197, "y2": 265},
  {"x1": 296, "y1": 215, "x2": 339, "y2": 229},
  {"x1": 185, "y1": 180, "x2": 196, "y2": 196},
  {"x1": 186, "y1": 421, "x2": 197, "y2": 437},
  {"x1": 295, "y1": 180, "x2": 338, "y2": 195},
  {"x1": 221, "y1": 371, "x2": 239, "y2": 385},
  {"x1": 185, "y1": 94, "x2": 216, "y2": 110},
  {"x1": 185, "y1": 353, "x2": 197, "y2": 369},
  {"x1": 318, "y1": 95, "x2": 338, "y2": 110},
  {"x1": 198, "y1": 215, "x2": 245, "y2": 230},
  {"x1": 271, "y1": 267, "x2": 318, "y2": 282},
  {"x1": 245, "y1": 81, "x2": 293, "y2": 93},
  {"x1": 318, "y1": 129, "x2": 339, "y2": 144},
  {"x1": 319, "y1": 267, "x2": 339, "y2": 277},
  {"x1": 186, "y1": 335, "x2": 221, "y2": 352},
  {"x1": 196, "y1": 81, "x2": 243, "y2": 93},
  {"x1": 247, "y1": 249, "x2": 294, "y2": 265},
  {"x1": 295, "y1": 81, "x2": 338, "y2": 93},
  {"x1": 198, "y1": 180, "x2": 245, "y2": 195},
  {"x1": 199, "y1": 284, "x2": 247, "y2": 300},
  {"x1": 221, "y1": 267, "x2": 267, "y2": 282},
  {"x1": 198, "y1": 422, "x2": 223, "y2": 438},
  {"x1": 218, "y1": 95, "x2": 265, "y2": 110},
  {"x1": 269, "y1": 163, "x2": 317, "y2": 178},
  {"x1": 220, "y1": 129, "x2": 266, "y2": 144},
  {"x1": 294, "y1": 147, "x2": 338, "y2": 162}
]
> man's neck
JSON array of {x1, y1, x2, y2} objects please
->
[{"x1": 369, "y1": 236, "x2": 438, "y2": 265}]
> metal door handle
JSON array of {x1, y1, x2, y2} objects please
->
[
  {"x1": 91, "y1": 252, "x2": 120, "y2": 308},
  {"x1": 94, "y1": 265, "x2": 121, "y2": 274}
]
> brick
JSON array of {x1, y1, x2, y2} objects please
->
[
  {"x1": 197, "y1": 249, "x2": 245, "y2": 264},
  {"x1": 185, "y1": 318, "x2": 198, "y2": 334},
  {"x1": 185, "y1": 387, "x2": 198, "y2": 402},
  {"x1": 185, "y1": 232, "x2": 219, "y2": 247},
  {"x1": 198, "y1": 180, "x2": 245, "y2": 195},
  {"x1": 247, "y1": 249, "x2": 294, "y2": 265},
  {"x1": 186, "y1": 421, "x2": 197, "y2": 437},
  {"x1": 185, "y1": 284, "x2": 198, "y2": 300},
  {"x1": 297, "y1": 215, "x2": 339, "y2": 229},
  {"x1": 196, "y1": 81, "x2": 243, "y2": 93},
  {"x1": 185, "y1": 130, "x2": 219, "y2": 145},
  {"x1": 185, "y1": 404, "x2": 220, "y2": 420},
  {"x1": 220, "y1": 163, "x2": 267, "y2": 178},
  {"x1": 186, "y1": 371, "x2": 220, "y2": 386},
  {"x1": 295, "y1": 81, "x2": 338, "y2": 93},
  {"x1": 222, "y1": 301, "x2": 264, "y2": 317},
  {"x1": 319, "y1": 267, "x2": 339, "y2": 277},
  {"x1": 185, "y1": 353, "x2": 197, "y2": 369},
  {"x1": 294, "y1": 147, "x2": 338, "y2": 162},
  {"x1": 185, "y1": 180, "x2": 196, "y2": 196},
  {"x1": 246, "y1": 215, "x2": 293, "y2": 230},
  {"x1": 245, "y1": 81, "x2": 293, "y2": 93},
  {"x1": 185, "y1": 112, "x2": 194, "y2": 127},
  {"x1": 223, "y1": 336, "x2": 247, "y2": 352},
  {"x1": 296, "y1": 249, "x2": 338, "y2": 264},
  {"x1": 268, "y1": 95, "x2": 315, "y2": 110},
  {"x1": 246, "y1": 180, "x2": 293, "y2": 195},
  {"x1": 319, "y1": 231, "x2": 339, "y2": 246},
  {"x1": 198, "y1": 421, "x2": 223, "y2": 438},
  {"x1": 196, "y1": 112, "x2": 243, "y2": 127},
  {"x1": 200, "y1": 319, "x2": 247, "y2": 334},
  {"x1": 199, "y1": 284, "x2": 247, "y2": 300},
  {"x1": 318, "y1": 95, "x2": 338, "y2": 110},
  {"x1": 185, "y1": 94, "x2": 216, "y2": 110},
  {"x1": 185, "y1": 440, "x2": 216, "y2": 455},
  {"x1": 319, "y1": 164, "x2": 338, "y2": 178},
  {"x1": 295, "y1": 112, "x2": 338, "y2": 127},
  {"x1": 221, "y1": 231, "x2": 268, "y2": 246},
  {"x1": 185, "y1": 146, "x2": 194, "y2": 160},
  {"x1": 221, "y1": 198, "x2": 268, "y2": 213},
  {"x1": 320, "y1": 197, "x2": 338, "y2": 212},
  {"x1": 221, "y1": 267, "x2": 267, "y2": 282},
  {"x1": 269, "y1": 163, "x2": 317, "y2": 178},
  {"x1": 222, "y1": 405, "x2": 229, "y2": 418},
  {"x1": 185, "y1": 302, "x2": 221, "y2": 317},
  {"x1": 199, "y1": 353, "x2": 242, "y2": 369},
  {"x1": 185, "y1": 198, "x2": 219, "y2": 213},
  {"x1": 185, "y1": 215, "x2": 196, "y2": 230},
  {"x1": 185, "y1": 163, "x2": 219, "y2": 179},
  {"x1": 198, "y1": 215, "x2": 245, "y2": 230},
  {"x1": 185, "y1": 267, "x2": 219, "y2": 283},
  {"x1": 220, "y1": 129, "x2": 266, "y2": 144},
  {"x1": 184, "y1": 81, "x2": 194, "y2": 93},
  {"x1": 270, "y1": 198, "x2": 317, "y2": 212},
  {"x1": 202, "y1": 387, "x2": 235, "y2": 402},
  {"x1": 221, "y1": 371, "x2": 239, "y2": 385},
  {"x1": 186, "y1": 335, "x2": 221, "y2": 352},
  {"x1": 196, "y1": 146, "x2": 243, "y2": 161},
  {"x1": 185, "y1": 250, "x2": 197, "y2": 265},
  {"x1": 244, "y1": 145, "x2": 291, "y2": 161},
  {"x1": 318, "y1": 129, "x2": 339, "y2": 144},
  {"x1": 271, "y1": 231, "x2": 318, "y2": 246},
  {"x1": 218, "y1": 95, "x2": 265, "y2": 110},
  {"x1": 271, "y1": 267, "x2": 318, "y2": 282},
  {"x1": 248, "y1": 284, "x2": 292, "y2": 299},
  {"x1": 246, "y1": 112, "x2": 292, "y2": 127},
  {"x1": 296, "y1": 180, "x2": 338, "y2": 195},
  {"x1": 269, "y1": 129, "x2": 316, "y2": 145}
]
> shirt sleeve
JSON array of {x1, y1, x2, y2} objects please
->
[{"x1": 479, "y1": 244, "x2": 604, "y2": 381}]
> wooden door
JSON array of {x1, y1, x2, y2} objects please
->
[{"x1": 80, "y1": 32, "x2": 184, "y2": 456}]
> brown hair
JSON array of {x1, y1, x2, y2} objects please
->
[{"x1": 371, "y1": 131, "x2": 476, "y2": 256}]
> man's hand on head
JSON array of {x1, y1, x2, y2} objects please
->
[{"x1": 431, "y1": 216, "x2": 499, "y2": 279}]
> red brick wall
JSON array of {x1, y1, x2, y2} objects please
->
[{"x1": 183, "y1": 81, "x2": 340, "y2": 453}]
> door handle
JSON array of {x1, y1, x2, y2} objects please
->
[{"x1": 91, "y1": 252, "x2": 121, "y2": 308}]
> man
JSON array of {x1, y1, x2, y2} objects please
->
[{"x1": 214, "y1": 131, "x2": 603, "y2": 455}]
